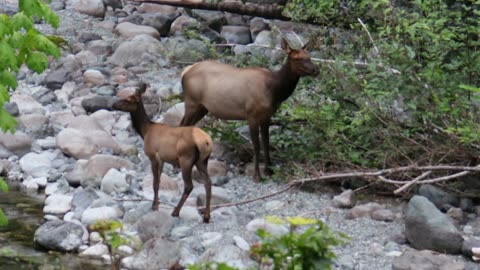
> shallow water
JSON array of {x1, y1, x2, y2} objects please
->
[{"x1": 0, "y1": 189, "x2": 105, "y2": 270}]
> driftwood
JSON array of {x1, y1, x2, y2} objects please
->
[
  {"x1": 133, "y1": 0, "x2": 290, "y2": 20},
  {"x1": 118, "y1": 164, "x2": 480, "y2": 213}
]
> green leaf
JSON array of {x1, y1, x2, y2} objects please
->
[
  {"x1": 0, "y1": 85, "x2": 10, "y2": 104},
  {"x1": 0, "y1": 41, "x2": 18, "y2": 71},
  {"x1": 10, "y1": 12, "x2": 33, "y2": 31},
  {"x1": 25, "y1": 51, "x2": 49, "y2": 73},
  {"x1": 0, "y1": 108, "x2": 17, "y2": 133},
  {"x1": 0, "y1": 177, "x2": 8, "y2": 192},
  {"x1": 0, "y1": 15, "x2": 12, "y2": 37},
  {"x1": 0, "y1": 70, "x2": 18, "y2": 90},
  {"x1": 0, "y1": 208, "x2": 8, "y2": 226},
  {"x1": 33, "y1": 33, "x2": 61, "y2": 58},
  {"x1": 286, "y1": 216, "x2": 318, "y2": 226},
  {"x1": 265, "y1": 215, "x2": 286, "y2": 225},
  {"x1": 459, "y1": 84, "x2": 480, "y2": 93}
]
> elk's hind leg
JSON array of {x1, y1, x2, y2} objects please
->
[
  {"x1": 172, "y1": 156, "x2": 195, "y2": 217},
  {"x1": 195, "y1": 156, "x2": 212, "y2": 223},
  {"x1": 181, "y1": 103, "x2": 208, "y2": 126},
  {"x1": 150, "y1": 157, "x2": 164, "y2": 211}
]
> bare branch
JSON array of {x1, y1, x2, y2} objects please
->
[
  {"x1": 393, "y1": 170, "x2": 432, "y2": 194},
  {"x1": 357, "y1": 18, "x2": 379, "y2": 57}
]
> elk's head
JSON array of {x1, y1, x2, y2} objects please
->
[
  {"x1": 282, "y1": 38, "x2": 319, "y2": 77},
  {"x1": 112, "y1": 83, "x2": 147, "y2": 112}
]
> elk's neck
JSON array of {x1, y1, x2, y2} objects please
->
[
  {"x1": 272, "y1": 60, "x2": 300, "y2": 104},
  {"x1": 130, "y1": 102, "x2": 152, "y2": 139}
]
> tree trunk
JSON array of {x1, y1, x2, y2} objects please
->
[{"x1": 133, "y1": 0, "x2": 290, "y2": 21}]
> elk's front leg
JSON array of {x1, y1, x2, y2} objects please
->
[
  {"x1": 172, "y1": 157, "x2": 194, "y2": 217},
  {"x1": 260, "y1": 122, "x2": 273, "y2": 176},
  {"x1": 150, "y1": 158, "x2": 164, "y2": 211},
  {"x1": 249, "y1": 121, "x2": 261, "y2": 182}
]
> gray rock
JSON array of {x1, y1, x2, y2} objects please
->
[
  {"x1": 87, "y1": 40, "x2": 113, "y2": 56},
  {"x1": 10, "y1": 94, "x2": 45, "y2": 115},
  {"x1": 169, "y1": 15, "x2": 223, "y2": 43},
  {"x1": 392, "y1": 249, "x2": 465, "y2": 270},
  {"x1": 191, "y1": 9, "x2": 227, "y2": 32},
  {"x1": 32, "y1": 87, "x2": 57, "y2": 105},
  {"x1": 71, "y1": 0, "x2": 105, "y2": 17},
  {"x1": 83, "y1": 69, "x2": 106, "y2": 85},
  {"x1": 81, "y1": 95, "x2": 113, "y2": 113},
  {"x1": 250, "y1": 17, "x2": 270, "y2": 41},
  {"x1": 233, "y1": 235, "x2": 250, "y2": 251},
  {"x1": 66, "y1": 154, "x2": 133, "y2": 187},
  {"x1": 142, "y1": 13, "x2": 173, "y2": 36},
  {"x1": 159, "y1": 102, "x2": 184, "y2": 126},
  {"x1": 460, "y1": 198, "x2": 474, "y2": 212},
  {"x1": 72, "y1": 187, "x2": 100, "y2": 219},
  {"x1": 114, "y1": 22, "x2": 160, "y2": 39},
  {"x1": 77, "y1": 31, "x2": 102, "y2": 43},
  {"x1": 462, "y1": 237, "x2": 480, "y2": 258},
  {"x1": 371, "y1": 209, "x2": 395, "y2": 222},
  {"x1": 405, "y1": 195, "x2": 463, "y2": 254},
  {"x1": 123, "y1": 202, "x2": 152, "y2": 224},
  {"x1": 43, "y1": 194, "x2": 73, "y2": 215},
  {"x1": 0, "y1": 130, "x2": 32, "y2": 157},
  {"x1": 246, "y1": 218, "x2": 288, "y2": 236},
  {"x1": 332, "y1": 189, "x2": 356, "y2": 208},
  {"x1": 109, "y1": 34, "x2": 166, "y2": 67},
  {"x1": 199, "y1": 244, "x2": 248, "y2": 269},
  {"x1": 165, "y1": 37, "x2": 211, "y2": 63},
  {"x1": 81, "y1": 206, "x2": 124, "y2": 225},
  {"x1": 346, "y1": 202, "x2": 382, "y2": 219},
  {"x1": 34, "y1": 220, "x2": 84, "y2": 252},
  {"x1": 100, "y1": 168, "x2": 129, "y2": 194},
  {"x1": 56, "y1": 127, "x2": 121, "y2": 160},
  {"x1": 19, "y1": 114, "x2": 51, "y2": 138},
  {"x1": 3, "y1": 102, "x2": 19, "y2": 116},
  {"x1": 19, "y1": 151, "x2": 58, "y2": 178},
  {"x1": 446, "y1": 207, "x2": 464, "y2": 222},
  {"x1": 464, "y1": 218, "x2": 480, "y2": 236},
  {"x1": 418, "y1": 184, "x2": 459, "y2": 211},
  {"x1": 221, "y1": 25, "x2": 252, "y2": 44},
  {"x1": 121, "y1": 237, "x2": 180, "y2": 270},
  {"x1": 45, "y1": 68, "x2": 69, "y2": 90},
  {"x1": 137, "y1": 209, "x2": 175, "y2": 242}
]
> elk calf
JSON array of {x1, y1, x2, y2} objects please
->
[
  {"x1": 181, "y1": 37, "x2": 319, "y2": 182},
  {"x1": 112, "y1": 84, "x2": 213, "y2": 223}
]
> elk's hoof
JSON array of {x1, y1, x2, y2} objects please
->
[
  {"x1": 203, "y1": 216, "x2": 210, "y2": 223},
  {"x1": 151, "y1": 205, "x2": 159, "y2": 211},
  {"x1": 171, "y1": 211, "x2": 179, "y2": 217}
]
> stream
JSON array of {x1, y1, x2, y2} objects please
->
[{"x1": 0, "y1": 187, "x2": 105, "y2": 270}]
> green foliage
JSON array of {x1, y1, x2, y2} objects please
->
[
  {"x1": 251, "y1": 216, "x2": 348, "y2": 270},
  {"x1": 187, "y1": 262, "x2": 240, "y2": 270},
  {"x1": 0, "y1": 177, "x2": 8, "y2": 226},
  {"x1": 0, "y1": 0, "x2": 62, "y2": 133}
]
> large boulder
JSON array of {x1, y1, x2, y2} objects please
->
[
  {"x1": 405, "y1": 195, "x2": 463, "y2": 254},
  {"x1": 43, "y1": 194, "x2": 73, "y2": 215},
  {"x1": 417, "y1": 184, "x2": 459, "y2": 211},
  {"x1": 109, "y1": 34, "x2": 166, "y2": 67},
  {"x1": 34, "y1": 220, "x2": 84, "y2": 252},
  {"x1": 10, "y1": 94, "x2": 45, "y2": 115},
  {"x1": 220, "y1": 26, "x2": 252, "y2": 44}
]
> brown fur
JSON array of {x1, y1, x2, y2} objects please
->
[
  {"x1": 180, "y1": 38, "x2": 318, "y2": 182},
  {"x1": 112, "y1": 84, "x2": 213, "y2": 223}
]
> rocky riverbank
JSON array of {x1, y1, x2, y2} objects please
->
[{"x1": 1, "y1": 0, "x2": 480, "y2": 269}]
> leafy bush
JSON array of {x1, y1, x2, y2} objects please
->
[
  {"x1": 90, "y1": 220, "x2": 130, "y2": 270},
  {"x1": 187, "y1": 216, "x2": 346, "y2": 270},
  {"x1": 251, "y1": 216, "x2": 348, "y2": 270}
]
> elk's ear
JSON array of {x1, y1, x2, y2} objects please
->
[
  {"x1": 281, "y1": 38, "x2": 292, "y2": 54},
  {"x1": 136, "y1": 83, "x2": 147, "y2": 96}
]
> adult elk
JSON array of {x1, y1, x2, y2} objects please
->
[
  {"x1": 112, "y1": 84, "x2": 213, "y2": 223},
  {"x1": 180, "y1": 37, "x2": 319, "y2": 182}
]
